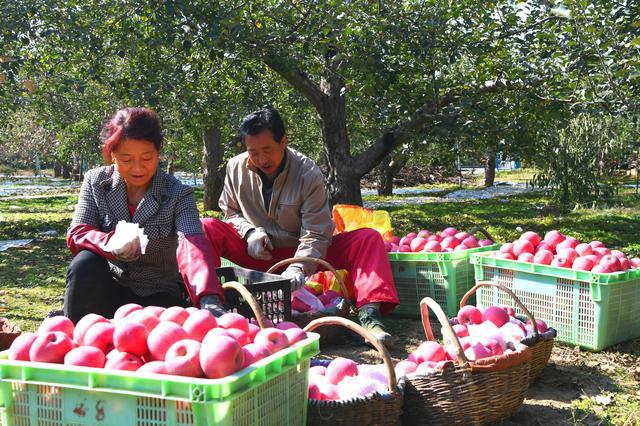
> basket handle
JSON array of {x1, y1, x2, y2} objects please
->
[
  {"x1": 267, "y1": 256, "x2": 350, "y2": 300},
  {"x1": 466, "y1": 226, "x2": 495, "y2": 242},
  {"x1": 420, "y1": 297, "x2": 471, "y2": 367},
  {"x1": 459, "y1": 281, "x2": 540, "y2": 337},
  {"x1": 303, "y1": 316, "x2": 398, "y2": 395},
  {"x1": 221, "y1": 281, "x2": 269, "y2": 329}
]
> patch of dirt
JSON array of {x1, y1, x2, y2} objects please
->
[{"x1": 319, "y1": 315, "x2": 639, "y2": 425}]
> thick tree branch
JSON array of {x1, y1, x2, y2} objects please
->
[
  {"x1": 352, "y1": 78, "x2": 542, "y2": 177},
  {"x1": 262, "y1": 56, "x2": 325, "y2": 110}
]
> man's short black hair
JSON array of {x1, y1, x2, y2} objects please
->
[{"x1": 239, "y1": 106, "x2": 286, "y2": 143}]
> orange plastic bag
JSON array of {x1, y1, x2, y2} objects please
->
[{"x1": 332, "y1": 204, "x2": 393, "y2": 241}]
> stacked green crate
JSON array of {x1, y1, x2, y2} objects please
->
[{"x1": 389, "y1": 244, "x2": 500, "y2": 317}]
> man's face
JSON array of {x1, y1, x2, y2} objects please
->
[{"x1": 245, "y1": 129, "x2": 287, "y2": 180}]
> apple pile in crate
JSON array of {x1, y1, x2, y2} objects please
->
[
  {"x1": 493, "y1": 230, "x2": 640, "y2": 273},
  {"x1": 394, "y1": 305, "x2": 546, "y2": 377},
  {"x1": 8, "y1": 305, "x2": 308, "y2": 379},
  {"x1": 308, "y1": 358, "x2": 395, "y2": 401},
  {"x1": 385, "y1": 227, "x2": 494, "y2": 253}
]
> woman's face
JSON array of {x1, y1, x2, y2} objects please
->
[{"x1": 111, "y1": 138, "x2": 159, "y2": 191}]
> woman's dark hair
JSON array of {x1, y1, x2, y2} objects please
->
[
  {"x1": 239, "y1": 106, "x2": 286, "y2": 144},
  {"x1": 101, "y1": 107, "x2": 163, "y2": 164}
]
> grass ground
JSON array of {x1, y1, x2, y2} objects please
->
[{"x1": 0, "y1": 172, "x2": 638, "y2": 424}]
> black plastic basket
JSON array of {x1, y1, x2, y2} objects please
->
[{"x1": 217, "y1": 266, "x2": 291, "y2": 324}]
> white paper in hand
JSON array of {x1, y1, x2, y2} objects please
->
[{"x1": 102, "y1": 220, "x2": 149, "y2": 254}]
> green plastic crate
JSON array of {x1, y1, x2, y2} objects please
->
[
  {"x1": 0, "y1": 333, "x2": 319, "y2": 426},
  {"x1": 471, "y1": 252, "x2": 640, "y2": 351},
  {"x1": 389, "y1": 244, "x2": 500, "y2": 317}
]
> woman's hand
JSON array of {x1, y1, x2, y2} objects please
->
[{"x1": 111, "y1": 236, "x2": 141, "y2": 262}]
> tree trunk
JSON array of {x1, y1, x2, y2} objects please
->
[
  {"x1": 377, "y1": 155, "x2": 407, "y2": 196},
  {"x1": 62, "y1": 163, "x2": 71, "y2": 179},
  {"x1": 483, "y1": 149, "x2": 496, "y2": 187},
  {"x1": 53, "y1": 161, "x2": 62, "y2": 178},
  {"x1": 319, "y1": 99, "x2": 362, "y2": 206},
  {"x1": 202, "y1": 125, "x2": 225, "y2": 211}
]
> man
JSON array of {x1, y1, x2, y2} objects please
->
[{"x1": 200, "y1": 106, "x2": 399, "y2": 347}]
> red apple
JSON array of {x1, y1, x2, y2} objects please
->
[
  {"x1": 535, "y1": 242, "x2": 553, "y2": 253},
  {"x1": 183, "y1": 309, "x2": 218, "y2": 341},
  {"x1": 125, "y1": 310, "x2": 161, "y2": 333},
  {"x1": 38, "y1": 316, "x2": 74, "y2": 339},
  {"x1": 417, "y1": 230, "x2": 431, "y2": 239},
  {"x1": 520, "y1": 231, "x2": 541, "y2": 246},
  {"x1": 253, "y1": 328, "x2": 289, "y2": 353},
  {"x1": 478, "y1": 239, "x2": 494, "y2": 247},
  {"x1": 593, "y1": 247, "x2": 611, "y2": 257},
  {"x1": 513, "y1": 240, "x2": 534, "y2": 257},
  {"x1": 200, "y1": 334, "x2": 244, "y2": 379},
  {"x1": 572, "y1": 256, "x2": 596, "y2": 271},
  {"x1": 104, "y1": 351, "x2": 143, "y2": 371},
  {"x1": 310, "y1": 365, "x2": 327, "y2": 376},
  {"x1": 29, "y1": 331, "x2": 75, "y2": 364},
  {"x1": 143, "y1": 306, "x2": 166, "y2": 318},
  {"x1": 137, "y1": 360, "x2": 168, "y2": 375},
  {"x1": 575, "y1": 243, "x2": 593, "y2": 257},
  {"x1": 501, "y1": 306, "x2": 516, "y2": 317},
  {"x1": 165, "y1": 339, "x2": 204, "y2": 378},
  {"x1": 543, "y1": 230, "x2": 565, "y2": 250},
  {"x1": 482, "y1": 306, "x2": 510, "y2": 327},
  {"x1": 83, "y1": 322, "x2": 115, "y2": 354},
  {"x1": 499, "y1": 243, "x2": 515, "y2": 256},
  {"x1": 113, "y1": 303, "x2": 143, "y2": 321},
  {"x1": 325, "y1": 357, "x2": 358, "y2": 385},
  {"x1": 426, "y1": 234, "x2": 441, "y2": 242},
  {"x1": 463, "y1": 342, "x2": 492, "y2": 361},
  {"x1": 399, "y1": 235, "x2": 415, "y2": 247},
  {"x1": 73, "y1": 314, "x2": 110, "y2": 346},
  {"x1": 240, "y1": 342, "x2": 273, "y2": 368},
  {"x1": 517, "y1": 252, "x2": 534, "y2": 263},
  {"x1": 556, "y1": 237, "x2": 579, "y2": 250},
  {"x1": 495, "y1": 252, "x2": 515, "y2": 260},
  {"x1": 389, "y1": 236, "x2": 401, "y2": 245},
  {"x1": 410, "y1": 237, "x2": 427, "y2": 252},
  {"x1": 423, "y1": 241, "x2": 442, "y2": 252},
  {"x1": 398, "y1": 245, "x2": 411, "y2": 252},
  {"x1": 452, "y1": 324, "x2": 469, "y2": 338},
  {"x1": 217, "y1": 312, "x2": 250, "y2": 334},
  {"x1": 113, "y1": 321, "x2": 149, "y2": 356},
  {"x1": 159, "y1": 306, "x2": 190, "y2": 325},
  {"x1": 394, "y1": 360, "x2": 418, "y2": 377},
  {"x1": 64, "y1": 346, "x2": 106, "y2": 368},
  {"x1": 441, "y1": 227, "x2": 458, "y2": 237},
  {"x1": 247, "y1": 323, "x2": 261, "y2": 342},
  {"x1": 456, "y1": 305, "x2": 483, "y2": 326},
  {"x1": 550, "y1": 256, "x2": 571, "y2": 268},
  {"x1": 8, "y1": 332, "x2": 38, "y2": 361},
  {"x1": 591, "y1": 264, "x2": 610, "y2": 274},
  {"x1": 284, "y1": 328, "x2": 307, "y2": 345},
  {"x1": 556, "y1": 247, "x2": 578, "y2": 264},
  {"x1": 454, "y1": 231, "x2": 470, "y2": 242},
  {"x1": 441, "y1": 236, "x2": 461, "y2": 250},
  {"x1": 600, "y1": 254, "x2": 622, "y2": 272},
  {"x1": 147, "y1": 321, "x2": 188, "y2": 361},
  {"x1": 462, "y1": 236, "x2": 479, "y2": 249},
  {"x1": 410, "y1": 341, "x2": 446, "y2": 364},
  {"x1": 610, "y1": 249, "x2": 627, "y2": 260},
  {"x1": 225, "y1": 328, "x2": 250, "y2": 346},
  {"x1": 527, "y1": 319, "x2": 549, "y2": 334},
  {"x1": 589, "y1": 240, "x2": 606, "y2": 249}
]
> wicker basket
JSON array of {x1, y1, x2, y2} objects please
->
[
  {"x1": 0, "y1": 317, "x2": 21, "y2": 350},
  {"x1": 461, "y1": 281, "x2": 556, "y2": 383},
  {"x1": 268, "y1": 257, "x2": 351, "y2": 345},
  {"x1": 401, "y1": 297, "x2": 532, "y2": 425},
  {"x1": 303, "y1": 316, "x2": 404, "y2": 426}
]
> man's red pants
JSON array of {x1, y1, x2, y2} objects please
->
[{"x1": 201, "y1": 218, "x2": 399, "y2": 314}]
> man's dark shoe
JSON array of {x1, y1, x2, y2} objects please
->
[{"x1": 358, "y1": 306, "x2": 397, "y2": 349}]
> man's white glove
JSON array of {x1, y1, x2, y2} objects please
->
[
  {"x1": 246, "y1": 227, "x2": 273, "y2": 260},
  {"x1": 111, "y1": 236, "x2": 141, "y2": 262},
  {"x1": 282, "y1": 264, "x2": 306, "y2": 291}
]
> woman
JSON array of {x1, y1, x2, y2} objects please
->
[{"x1": 64, "y1": 107, "x2": 225, "y2": 323}]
